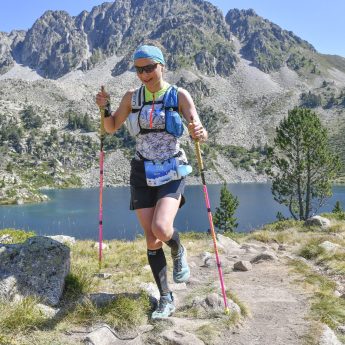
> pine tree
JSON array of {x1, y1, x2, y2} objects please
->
[
  {"x1": 332, "y1": 201, "x2": 343, "y2": 213},
  {"x1": 267, "y1": 108, "x2": 341, "y2": 220},
  {"x1": 214, "y1": 183, "x2": 239, "y2": 232}
]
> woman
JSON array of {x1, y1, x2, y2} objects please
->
[{"x1": 96, "y1": 44, "x2": 208, "y2": 318}]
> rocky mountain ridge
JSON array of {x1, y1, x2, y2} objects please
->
[{"x1": 0, "y1": 0, "x2": 345, "y2": 204}]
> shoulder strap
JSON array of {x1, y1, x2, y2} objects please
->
[
  {"x1": 131, "y1": 85, "x2": 145, "y2": 111},
  {"x1": 163, "y1": 85, "x2": 179, "y2": 110}
]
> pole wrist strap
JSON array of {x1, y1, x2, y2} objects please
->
[{"x1": 104, "y1": 101, "x2": 112, "y2": 118}]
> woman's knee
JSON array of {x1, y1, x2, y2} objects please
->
[{"x1": 151, "y1": 220, "x2": 173, "y2": 242}]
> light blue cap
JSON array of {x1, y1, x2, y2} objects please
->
[{"x1": 133, "y1": 45, "x2": 165, "y2": 65}]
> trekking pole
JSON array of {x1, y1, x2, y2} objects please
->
[
  {"x1": 191, "y1": 119, "x2": 230, "y2": 315},
  {"x1": 97, "y1": 85, "x2": 106, "y2": 271}
]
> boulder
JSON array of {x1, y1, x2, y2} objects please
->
[
  {"x1": 0, "y1": 236, "x2": 70, "y2": 306},
  {"x1": 216, "y1": 234, "x2": 245, "y2": 255},
  {"x1": 305, "y1": 216, "x2": 331, "y2": 228}
]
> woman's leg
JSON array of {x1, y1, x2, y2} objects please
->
[
  {"x1": 152, "y1": 196, "x2": 190, "y2": 283},
  {"x1": 136, "y1": 206, "x2": 175, "y2": 318},
  {"x1": 136, "y1": 207, "x2": 170, "y2": 296}
]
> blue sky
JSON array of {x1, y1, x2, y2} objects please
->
[{"x1": 0, "y1": 0, "x2": 344, "y2": 57}]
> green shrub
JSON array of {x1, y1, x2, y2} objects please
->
[{"x1": 299, "y1": 242, "x2": 325, "y2": 260}]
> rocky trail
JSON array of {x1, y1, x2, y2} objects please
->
[
  {"x1": 2, "y1": 232, "x2": 342, "y2": 345},
  {"x1": 80, "y1": 237, "x2": 316, "y2": 345}
]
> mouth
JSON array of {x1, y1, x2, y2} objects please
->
[{"x1": 142, "y1": 78, "x2": 153, "y2": 83}]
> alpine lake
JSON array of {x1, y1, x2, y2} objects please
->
[{"x1": 1, "y1": 183, "x2": 345, "y2": 240}]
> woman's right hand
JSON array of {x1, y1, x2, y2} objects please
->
[{"x1": 96, "y1": 86, "x2": 110, "y2": 108}]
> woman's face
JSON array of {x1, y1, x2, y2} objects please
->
[{"x1": 134, "y1": 58, "x2": 164, "y2": 90}]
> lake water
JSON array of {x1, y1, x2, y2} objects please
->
[{"x1": 0, "y1": 184, "x2": 344, "y2": 240}]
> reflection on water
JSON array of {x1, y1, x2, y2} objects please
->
[{"x1": 0, "y1": 184, "x2": 344, "y2": 240}]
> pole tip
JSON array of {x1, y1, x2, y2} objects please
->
[{"x1": 224, "y1": 307, "x2": 230, "y2": 315}]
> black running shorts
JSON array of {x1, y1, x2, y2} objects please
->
[{"x1": 129, "y1": 158, "x2": 186, "y2": 210}]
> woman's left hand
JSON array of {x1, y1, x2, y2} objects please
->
[{"x1": 188, "y1": 122, "x2": 208, "y2": 142}]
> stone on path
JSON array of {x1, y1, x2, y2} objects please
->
[
  {"x1": 234, "y1": 260, "x2": 252, "y2": 271},
  {"x1": 161, "y1": 329, "x2": 205, "y2": 345},
  {"x1": 84, "y1": 325, "x2": 142, "y2": 345},
  {"x1": 250, "y1": 252, "x2": 277, "y2": 264}
]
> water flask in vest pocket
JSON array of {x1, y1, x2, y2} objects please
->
[
  {"x1": 165, "y1": 108, "x2": 184, "y2": 137},
  {"x1": 125, "y1": 113, "x2": 141, "y2": 136}
]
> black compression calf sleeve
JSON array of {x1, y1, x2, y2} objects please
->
[
  {"x1": 164, "y1": 229, "x2": 182, "y2": 257},
  {"x1": 147, "y1": 248, "x2": 170, "y2": 296}
]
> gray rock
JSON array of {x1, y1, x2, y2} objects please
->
[
  {"x1": 319, "y1": 241, "x2": 341, "y2": 253},
  {"x1": 0, "y1": 236, "x2": 70, "y2": 306},
  {"x1": 305, "y1": 216, "x2": 331, "y2": 228},
  {"x1": 278, "y1": 244, "x2": 287, "y2": 251},
  {"x1": 319, "y1": 324, "x2": 342, "y2": 345},
  {"x1": 36, "y1": 303, "x2": 60, "y2": 318},
  {"x1": 94, "y1": 272, "x2": 112, "y2": 279},
  {"x1": 0, "y1": 234, "x2": 13, "y2": 243},
  {"x1": 216, "y1": 234, "x2": 245, "y2": 255},
  {"x1": 84, "y1": 325, "x2": 119, "y2": 345},
  {"x1": 234, "y1": 260, "x2": 252, "y2": 271},
  {"x1": 139, "y1": 282, "x2": 160, "y2": 303},
  {"x1": 192, "y1": 293, "x2": 241, "y2": 315},
  {"x1": 161, "y1": 329, "x2": 205, "y2": 345},
  {"x1": 250, "y1": 252, "x2": 277, "y2": 264},
  {"x1": 201, "y1": 251, "x2": 213, "y2": 267},
  {"x1": 48, "y1": 235, "x2": 76, "y2": 246},
  {"x1": 334, "y1": 290, "x2": 342, "y2": 298},
  {"x1": 88, "y1": 293, "x2": 116, "y2": 308},
  {"x1": 85, "y1": 324, "x2": 143, "y2": 345},
  {"x1": 337, "y1": 325, "x2": 345, "y2": 334}
]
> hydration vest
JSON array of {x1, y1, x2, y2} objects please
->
[{"x1": 125, "y1": 85, "x2": 184, "y2": 138}]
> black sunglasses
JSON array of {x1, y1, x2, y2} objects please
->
[{"x1": 134, "y1": 63, "x2": 159, "y2": 74}]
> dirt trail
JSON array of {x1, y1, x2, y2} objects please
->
[
  {"x1": 226, "y1": 261, "x2": 310, "y2": 345},
  {"x1": 163, "y1": 249, "x2": 312, "y2": 345}
]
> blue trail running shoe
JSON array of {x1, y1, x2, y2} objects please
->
[
  {"x1": 173, "y1": 245, "x2": 190, "y2": 283},
  {"x1": 151, "y1": 293, "x2": 175, "y2": 319}
]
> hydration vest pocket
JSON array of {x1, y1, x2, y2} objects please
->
[
  {"x1": 165, "y1": 109, "x2": 184, "y2": 138},
  {"x1": 125, "y1": 112, "x2": 141, "y2": 137}
]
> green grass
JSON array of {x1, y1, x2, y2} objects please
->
[
  {"x1": 298, "y1": 241, "x2": 326, "y2": 260},
  {"x1": 0, "y1": 297, "x2": 48, "y2": 334},
  {"x1": 195, "y1": 324, "x2": 220, "y2": 345},
  {"x1": 311, "y1": 293, "x2": 345, "y2": 329},
  {"x1": 0, "y1": 228, "x2": 35, "y2": 243},
  {"x1": 288, "y1": 259, "x2": 345, "y2": 334},
  {"x1": 67, "y1": 292, "x2": 151, "y2": 330}
]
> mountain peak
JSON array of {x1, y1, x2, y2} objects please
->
[{"x1": 226, "y1": 8, "x2": 316, "y2": 72}]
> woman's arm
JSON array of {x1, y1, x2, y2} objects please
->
[
  {"x1": 178, "y1": 88, "x2": 208, "y2": 142},
  {"x1": 96, "y1": 89, "x2": 133, "y2": 134}
]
